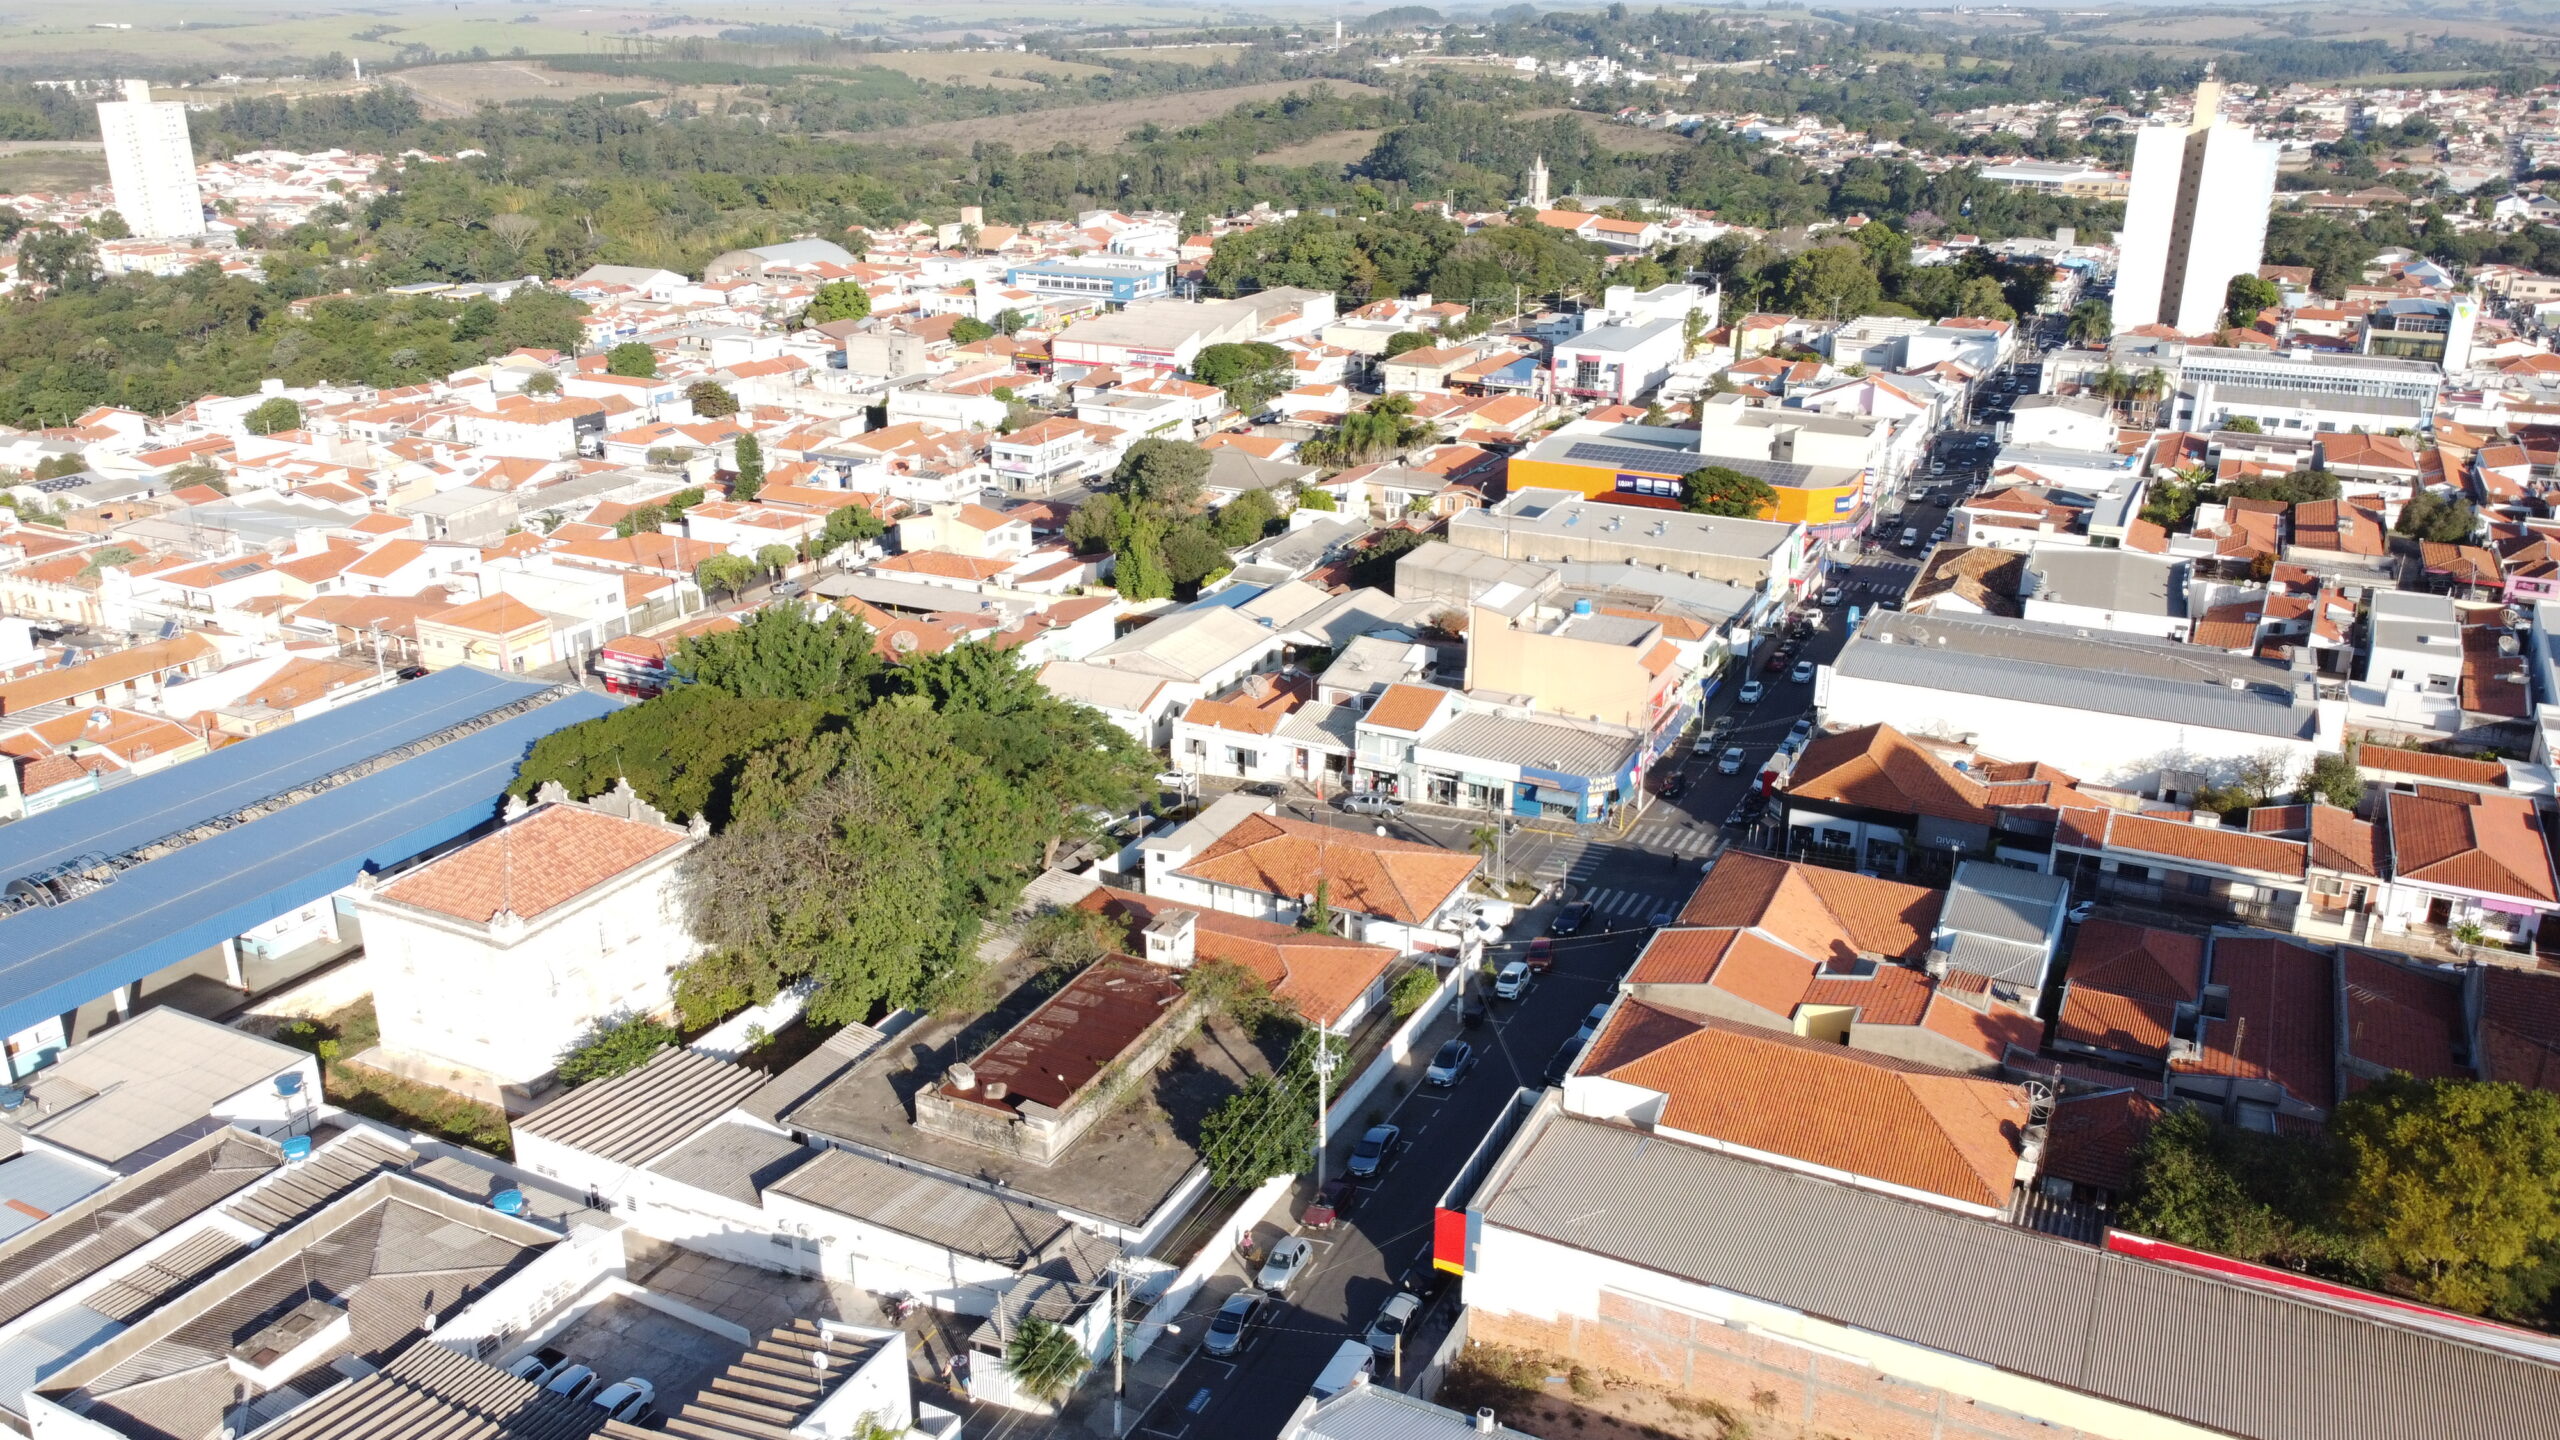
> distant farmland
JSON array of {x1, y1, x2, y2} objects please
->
[{"x1": 846, "y1": 79, "x2": 1389, "y2": 150}]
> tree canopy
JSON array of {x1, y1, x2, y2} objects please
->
[
  {"x1": 1189, "y1": 341, "x2": 1292, "y2": 416},
  {"x1": 803, "y1": 280, "x2": 871, "y2": 325},
  {"x1": 606, "y1": 341, "x2": 658, "y2": 378},
  {"x1": 1681, "y1": 464, "x2": 1777, "y2": 518}
]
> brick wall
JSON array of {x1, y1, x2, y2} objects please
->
[{"x1": 1472, "y1": 1295, "x2": 2117, "y2": 1440}]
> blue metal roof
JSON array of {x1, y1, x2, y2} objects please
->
[
  {"x1": 0, "y1": 668, "x2": 573, "y2": 884},
  {"x1": 0, "y1": 678, "x2": 616, "y2": 1040}
]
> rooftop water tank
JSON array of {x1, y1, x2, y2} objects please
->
[
  {"x1": 1572, "y1": 597, "x2": 1593, "y2": 616},
  {"x1": 491, "y1": 1189, "x2": 527, "y2": 1217},
  {"x1": 275, "y1": 1073, "x2": 304, "y2": 1099},
  {"x1": 281, "y1": 1135, "x2": 313, "y2": 1163}
]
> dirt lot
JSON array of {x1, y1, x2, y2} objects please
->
[
  {"x1": 1522, "y1": 109, "x2": 1696, "y2": 155},
  {"x1": 396, "y1": 61, "x2": 664, "y2": 115},
  {"x1": 1442, "y1": 1342, "x2": 1761, "y2": 1440},
  {"x1": 847, "y1": 79, "x2": 1389, "y2": 149},
  {"x1": 0, "y1": 145, "x2": 106, "y2": 193},
  {"x1": 1258, "y1": 128, "x2": 1384, "y2": 170},
  {"x1": 1085, "y1": 44, "x2": 1252, "y2": 64}
]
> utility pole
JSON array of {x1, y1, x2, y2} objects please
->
[
  {"x1": 1312, "y1": 1026, "x2": 1337, "y2": 1193},
  {"x1": 1110, "y1": 1262, "x2": 1126, "y2": 1438}
]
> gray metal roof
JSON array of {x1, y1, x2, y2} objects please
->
[
  {"x1": 1834, "y1": 612, "x2": 2317, "y2": 740},
  {"x1": 513, "y1": 1048, "x2": 761, "y2": 1169},
  {"x1": 0, "y1": 1130, "x2": 277, "y2": 1331},
  {"x1": 0, "y1": 1148, "x2": 110, "y2": 1245},
  {"x1": 1478, "y1": 1110, "x2": 2560, "y2": 1440},
  {"x1": 644, "y1": 1121, "x2": 817, "y2": 1207},
  {"x1": 1942, "y1": 860, "x2": 2068, "y2": 944},
  {"x1": 2208, "y1": 382, "x2": 2424, "y2": 419},
  {"x1": 766, "y1": 1146, "x2": 1073, "y2": 1266},
  {"x1": 1557, "y1": 316, "x2": 1680, "y2": 353},
  {"x1": 1420, "y1": 712, "x2": 1641, "y2": 782},
  {"x1": 2017, "y1": 550, "x2": 2176, "y2": 619},
  {"x1": 737, "y1": 1021, "x2": 888, "y2": 1129}
]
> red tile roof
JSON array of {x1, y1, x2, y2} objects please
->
[
  {"x1": 379, "y1": 804, "x2": 690, "y2": 925},
  {"x1": 2340, "y1": 949, "x2": 2468, "y2": 1080},
  {"x1": 2386, "y1": 789, "x2": 2557, "y2": 904},
  {"x1": 1580, "y1": 999, "x2": 2028, "y2": 1209},
  {"x1": 1673, "y1": 852, "x2": 1941, "y2": 964},
  {"x1": 1084, "y1": 887, "x2": 1395, "y2": 1028},
  {"x1": 2180, "y1": 936, "x2": 2336, "y2": 1111},
  {"x1": 1176, "y1": 812, "x2": 1479, "y2": 925}
]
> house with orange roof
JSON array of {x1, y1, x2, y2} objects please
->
[
  {"x1": 680, "y1": 499, "x2": 823, "y2": 558},
  {"x1": 1561, "y1": 998, "x2": 2032, "y2": 1215},
  {"x1": 415, "y1": 593, "x2": 553, "y2": 675},
  {"x1": 1167, "y1": 671, "x2": 1351, "y2": 790},
  {"x1": 2053, "y1": 807, "x2": 2314, "y2": 931},
  {"x1": 2377, "y1": 786, "x2": 2560, "y2": 949},
  {"x1": 1083, "y1": 886, "x2": 1399, "y2": 1031},
  {"x1": 2052, "y1": 919, "x2": 2205, "y2": 1070},
  {"x1": 2168, "y1": 933, "x2": 2336, "y2": 1123},
  {"x1": 354, "y1": 785, "x2": 703, "y2": 1093},
  {"x1": 1143, "y1": 798, "x2": 1481, "y2": 950},
  {"x1": 343, "y1": 538, "x2": 476, "y2": 597},
  {"x1": 1779, "y1": 722, "x2": 2101, "y2": 877},
  {"x1": 0, "y1": 633, "x2": 216, "y2": 720},
  {"x1": 448, "y1": 393, "x2": 607, "y2": 459}
]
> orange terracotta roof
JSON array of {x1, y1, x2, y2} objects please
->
[
  {"x1": 2056, "y1": 810, "x2": 2308, "y2": 878},
  {"x1": 2386, "y1": 789, "x2": 2556, "y2": 903},
  {"x1": 2340, "y1": 949, "x2": 2467, "y2": 1080},
  {"x1": 2180, "y1": 936, "x2": 2336, "y2": 1110},
  {"x1": 1084, "y1": 887, "x2": 1395, "y2": 1028},
  {"x1": 1175, "y1": 812, "x2": 1478, "y2": 925},
  {"x1": 1582, "y1": 999, "x2": 2027, "y2": 1209},
  {"x1": 1363, "y1": 683, "x2": 1452, "y2": 734},
  {"x1": 1672, "y1": 852, "x2": 1941, "y2": 963},
  {"x1": 424, "y1": 593, "x2": 547, "y2": 637},
  {"x1": 2360, "y1": 746, "x2": 2504, "y2": 787},
  {"x1": 379, "y1": 804, "x2": 689, "y2": 925}
]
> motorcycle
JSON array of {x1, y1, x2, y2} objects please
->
[{"x1": 883, "y1": 1291, "x2": 918, "y2": 1323}]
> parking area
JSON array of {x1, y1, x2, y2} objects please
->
[{"x1": 541, "y1": 1294, "x2": 743, "y2": 1421}]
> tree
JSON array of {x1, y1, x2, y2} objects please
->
[
  {"x1": 1111, "y1": 438, "x2": 1211, "y2": 513},
  {"x1": 87, "y1": 209, "x2": 129, "y2": 240},
  {"x1": 1189, "y1": 341, "x2": 1291, "y2": 416},
  {"x1": 2225, "y1": 272, "x2": 2283, "y2": 329},
  {"x1": 1212, "y1": 488, "x2": 1278, "y2": 548},
  {"x1": 755, "y1": 542, "x2": 797, "y2": 577},
  {"x1": 606, "y1": 341, "x2": 657, "y2": 378},
  {"x1": 244, "y1": 396, "x2": 303, "y2": 435},
  {"x1": 1382, "y1": 330, "x2": 1433, "y2": 357},
  {"x1": 16, "y1": 228, "x2": 97, "y2": 292},
  {"x1": 1680, "y1": 464, "x2": 1777, "y2": 519},
  {"x1": 2066, "y1": 299, "x2": 2114, "y2": 347},
  {"x1": 1294, "y1": 486, "x2": 1338, "y2": 512},
  {"x1": 2398, "y1": 490, "x2": 2477, "y2": 544},
  {"x1": 677, "y1": 605, "x2": 881, "y2": 700},
  {"x1": 1952, "y1": 274, "x2": 2015, "y2": 321},
  {"x1": 522, "y1": 370, "x2": 560, "y2": 396},
  {"x1": 949, "y1": 316, "x2": 994, "y2": 345},
  {"x1": 1112, "y1": 514, "x2": 1173, "y2": 601},
  {"x1": 2333, "y1": 1076, "x2": 2560, "y2": 1315},
  {"x1": 696, "y1": 553, "x2": 755, "y2": 599},
  {"x1": 555, "y1": 1014, "x2": 676, "y2": 1087},
  {"x1": 1781, "y1": 243, "x2": 1884, "y2": 321},
  {"x1": 77, "y1": 543, "x2": 138, "y2": 577},
  {"x1": 1388, "y1": 964, "x2": 1439, "y2": 1018},
  {"x1": 804, "y1": 280, "x2": 871, "y2": 326},
  {"x1": 730, "y1": 431, "x2": 766, "y2": 502},
  {"x1": 2232, "y1": 749, "x2": 2295, "y2": 807},
  {"x1": 2120, "y1": 1107, "x2": 2293, "y2": 1260},
  {"x1": 1301, "y1": 878, "x2": 1335, "y2": 935},
  {"x1": 2223, "y1": 416, "x2": 2264, "y2": 434},
  {"x1": 1002, "y1": 1317, "x2": 1090, "y2": 1403},
  {"x1": 687, "y1": 380, "x2": 739, "y2": 417},
  {"x1": 2303, "y1": 748, "x2": 2364, "y2": 810},
  {"x1": 1348, "y1": 527, "x2": 1427, "y2": 591},
  {"x1": 819, "y1": 501, "x2": 885, "y2": 554}
]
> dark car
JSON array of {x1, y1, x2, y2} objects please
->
[
  {"x1": 1762, "y1": 650, "x2": 1790, "y2": 673},
  {"x1": 1525, "y1": 935, "x2": 1555, "y2": 972},
  {"x1": 1347, "y1": 1123, "x2": 1401, "y2": 1179},
  {"x1": 1543, "y1": 1036, "x2": 1584, "y2": 1086},
  {"x1": 1655, "y1": 771, "x2": 1687, "y2": 800},
  {"x1": 394, "y1": 664, "x2": 429, "y2": 681},
  {"x1": 1302, "y1": 1174, "x2": 1359, "y2": 1229},
  {"x1": 1549, "y1": 901, "x2": 1593, "y2": 936}
]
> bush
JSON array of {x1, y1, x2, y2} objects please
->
[
  {"x1": 1388, "y1": 965, "x2": 1440, "y2": 1018},
  {"x1": 555, "y1": 1014, "x2": 677, "y2": 1087}
]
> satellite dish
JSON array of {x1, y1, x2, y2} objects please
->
[{"x1": 2021, "y1": 1079, "x2": 2056, "y2": 1121}]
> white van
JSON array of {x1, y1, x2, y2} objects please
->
[
  {"x1": 1899, "y1": 527, "x2": 1920, "y2": 549},
  {"x1": 1310, "y1": 1339, "x2": 1375, "y2": 1401}
]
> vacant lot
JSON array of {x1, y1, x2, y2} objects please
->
[
  {"x1": 0, "y1": 145, "x2": 107, "y2": 194},
  {"x1": 848, "y1": 78, "x2": 1388, "y2": 149},
  {"x1": 397, "y1": 60, "x2": 666, "y2": 115},
  {"x1": 1258, "y1": 128, "x2": 1383, "y2": 171},
  {"x1": 861, "y1": 50, "x2": 1111, "y2": 89},
  {"x1": 1524, "y1": 110, "x2": 1695, "y2": 156}
]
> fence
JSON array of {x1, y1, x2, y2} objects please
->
[
  {"x1": 1326, "y1": 957, "x2": 1466, "y2": 1141},
  {"x1": 1125, "y1": 1170, "x2": 1294, "y2": 1361}
]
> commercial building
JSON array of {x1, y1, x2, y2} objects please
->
[
  {"x1": 1546, "y1": 315, "x2": 1685, "y2": 404},
  {"x1": 1002, "y1": 257, "x2": 1172, "y2": 305},
  {"x1": 0, "y1": 669, "x2": 615, "y2": 1080},
  {"x1": 2113, "y1": 82, "x2": 2279, "y2": 335},
  {"x1": 95, "y1": 81, "x2": 204, "y2": 239}
]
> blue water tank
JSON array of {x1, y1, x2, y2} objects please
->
[
  {"x1": 281, "y1": 1136, "x2": 313, "y2": 1163},
  {"x1": 1952, "y1": 760, "x2": 1971, "y2": 772},
  {"x1": 275, "y1": 1073, "x2": 304, "y2": 1098},
  {"x1": 1572, "y1": 597, "x2": 1593, "y2": 616},
  {"x1": 492, "y1": 1189, "x2": 527, "y2": 1217}
]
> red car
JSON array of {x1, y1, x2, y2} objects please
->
[{"x1": 1525, "y1": 937, "x2": 1555, "y2": 973}]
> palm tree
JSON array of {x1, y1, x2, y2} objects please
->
[
  {"x1": 2133, "y1": 366, "x2": 2170, "y2": 422},
  {"x1": 1003, "y1": 1317, "x2": 1089, "y2": 1404},
  {"x1": 2066, "y1": 299, "x2": 2112, "y2": 348}
]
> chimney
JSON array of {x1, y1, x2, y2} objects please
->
[{"x1": 1476, "y1": 1409, "x2": 1499, "y2": 1434}]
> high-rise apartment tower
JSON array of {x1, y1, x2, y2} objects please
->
[
  {"x1": 2111, "y1": 81, "x2": 2278, "y2": 336},
  {"x1": 97, "y1": 80, "x2": 204, "y2": 239}
]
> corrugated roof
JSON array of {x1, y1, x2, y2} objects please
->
[
  {"x1": 1478, "y1": 1110, "x2": 2560, "y2": 1440},
  {"x1": 0, "y1": 674, "x2": 617, "y2": 1040},
  {"x1": 765, "y1": 1146, "x2": 1072, "y2": 1266},
  {"x1": 1419, "y1": 711, "x2": 1641, "y2": 782},
  {"x1": 513, "y1": 1048, "x2": 761, "y2": 1168}
]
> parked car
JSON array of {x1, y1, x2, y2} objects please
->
[
  {"x1": 1575, "y1": 1001, "x2": 1611, "y2": 1044},
  {"x1": 1542, "y1": 1035, "x2": 1583, "y2": 1087},
  {"x1": 1655, "y1": 770, "x2": 1687, "y2": 800},
  {"x1": 1347, "y1": 1124, "x2": 1401, "y2": 1179},
  {"x1": 1364, "y1": 1292, "x2": 1424, "y2": 1358},
  {"x1": 1426, "y1": 1039, "x2": 1476, "y2": 1086},
  {"x1": 505, "y1": 1350, "x2": 566, "y2": 1386},
  {"x1": 1762, "y1": 650, "x2": 1790, "y2": 673},
  {"x1": 1204, "y1": 1292, "x2": 1263, "y2": 1357},
  {"x1": 1718, "y1": 745, "x2": 1747, "y2": 774},
  {"x1": 2068, "y1": 900, "x2": 2097, "y2": 925},
  {"x1": 1787, "y1": 718, "x2": 1815, "y2": 747},
  {"x1": 1310, "y1": 1339, "x2": 1375, "y2": 1401},
  {"x1": 1525, "y1": 936, "x2": 1555, "y2": 972},
  {"x1": 544, "y1": 1366, "x2": 601, "y2": 1405},
  {"x1": 1737, "y1": 679, "x2": 1765, "y2": 704},
  {"x1": 1494, "y1": 960, "x2": 1532, "y2": 999},
  {"x1": 1790, "y1": 660, "x2": 1815, "y2": 683},
  {"x1": 1343, "y1": 794, "x2": 1403, "y2": 819},
  {"x1": 1257, "y1": 1235, "x2": 1313, "y2": 1294},
  {"x1": 1302, "y1": 1175, "x2": 1358, "y2": 1229},
  {"x1": 1550, "y1": 900, "x2": 1594, "y2": 935},
  {"x1": 592, "y1": 1379, "x2": 654, "y2": 1425}
]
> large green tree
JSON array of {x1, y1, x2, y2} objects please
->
[
  {"x1": 2225, "y1": 272, "x2": 2283, "y2": 329},
  {"x1": 803, "y1": 280, "x2": 871, "y2": 325},
  {"x1": 1112, "y1": 438, "x2": 1211, "y2": 513},
  {"x1": 1681, "y1": 465, "x2": 1777, "y2": 518},
  {"x1": 1190, "y1": 341, "x2": 1291, "y2": 416},
  {"x1": 677, "y1": 605, "x2": 882, "y2": 700},
  {"x1": 730, "y1": 431, "x2": 765, "y2": 502},
  {"x1": 2333, "y1": 1076, "x2": 2560, "y2": 1315},
  {"x1": 606, "y1": 341, "x2": 657, "y2": 378}
]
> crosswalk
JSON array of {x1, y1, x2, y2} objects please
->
[
  {"x1": 1619, "y1": 820, "x2": 1723, "y2": 855},
  {"x1": 1574, "y1": 886, "x2": 1679, "y2": 920}
]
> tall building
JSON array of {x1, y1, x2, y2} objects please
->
[
  {"x1": 96, "y1": 79, "x2": 204, "y2": 239},
  {"x1": 2111, "y1": 81, "x2": 2278, "y2": 336}
]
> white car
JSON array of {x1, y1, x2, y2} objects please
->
[
  {"x1": 1257, "y1": 1235, "x2": 1313, "y2": 1294},
  {"x1": 592, "y1": 1379, "x2": 654, "y2": 1425},
  {"x1": 1494, "y1": 960, "x2": 1531, "y2": 1000},
  {"x1": 1364, "y1": 1291, "x2": 1424, "y2": 1357},
  {"x1": 1790, "y1": 660, "x2": 1814, "y2": 684},
  {"x1": 1737, "y1": 679, "x2": 1765, "y2": 704},
  {"x1": 1717, "y1": 745, "x2": 1747, "y2": 774},
  {"x1": 1820, "y1": 587, "x2": 1843, "y2": 607},
  {"x1": 543, "y1": 1365, "x2": 600, "y2": 1404}
]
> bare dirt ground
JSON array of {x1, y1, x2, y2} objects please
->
[
  {"x1": 395, "y1": 61, "x2": 665, "y2": 116},
  {"x1": 845, "y1": 79, "x2": 1389, "y2": 149},
  {"x1": 1257, "y1": 128, "x2": 1383, "y2": 170}
]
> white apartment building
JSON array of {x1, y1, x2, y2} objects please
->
[
  {"x1": 2113, "y1": 83, "x2": 2279, "y2": 335},
  {"x1": 96, "y1": 80, "x2": 204, "y2": 239}
]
